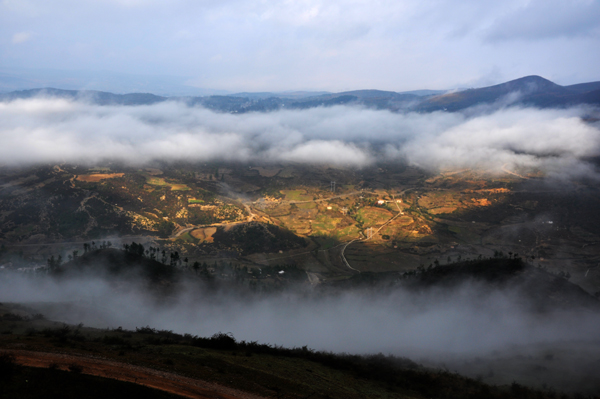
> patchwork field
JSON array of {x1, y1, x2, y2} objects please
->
[
  {"x1": 191, "y1": 227, "x2": 217, "y2": 243},
  {"x1": 281, "y1": 189, "x2": 313, "y2": 201},
  {"x1": 76, "y1": 173, "x2": 124, "y2": 182},
  {"x1": 356, "y1": 206, "x2": 394, "y2": 227},
  {"x1": 1, "y1": 161, "x2": 599, "y2": 295}
]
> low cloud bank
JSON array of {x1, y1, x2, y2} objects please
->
[
  {"x1": 0, "y1": 97, "x2": 599, "y2": 176},
  {"x1": 1, "y1": 272, "x2": 599, "y2": 359}
]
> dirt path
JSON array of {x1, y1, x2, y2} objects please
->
[
  {"x1": 2, "y1": 349, "x2": 266, "y2": 399},
  {"x1": 501, "y1": 163, "x2": 530, "y2": 179},
  {"x1": 340, "y1": 193, "x2": 404, "y2": 273}
]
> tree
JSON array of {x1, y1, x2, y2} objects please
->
[
  {"x1": 157, "y1": 221, "x2": 175, "y2": 238},
  {"x1": 170, "y1": 251, "x2": 180, "y2": 267},
  {"x1": 47, "y1": 255, "x2": 63, "y2": 270}
]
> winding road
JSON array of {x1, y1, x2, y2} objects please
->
[{"x1": 339, "y1": 192, "x2": 406, "y2": 273}]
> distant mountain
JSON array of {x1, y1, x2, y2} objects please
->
[
  {"x1": 0, "y1": 88, "x2": 166, "y2": 106},
  {"x1": 230, "y1": 91, "x2": 330, "y2": 99},
  {"x1": 417, "y1": 75, "x2": 600, "y2": 112},
  {"x1": 0, "y1": 67, "x2": 229, "y2": 96},
  {"x1": 1, "y1": 75, "x2": 599, "y2": 112},
  {"x1": 564, "y1": 81, "x2": 600, "y2": 94},
  {"x1": 398, "y1": 89, "x2": 446, "y2": 96}
]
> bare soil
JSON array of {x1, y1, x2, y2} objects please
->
[
  {"x1": 76, "y1": 173, "x2": 125, "y2": 182},
  {"x1": 2, "y1": 349, "x2": 265, "y2": 399}
]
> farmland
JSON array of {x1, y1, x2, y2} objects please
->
[{"x1": 0, "y1": 161, "x2": 599, "y2": 294}]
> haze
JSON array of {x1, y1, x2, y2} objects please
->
[{"x1": 1, "y1": 271, "x2": 599, "y2": 360}]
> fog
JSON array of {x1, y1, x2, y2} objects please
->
[
  {"x1": 1, "y1": 97, "x2": 599, "y2": 178},
  {"x1": 1, "y1": 271, "x2": 599, "y2": 360}
]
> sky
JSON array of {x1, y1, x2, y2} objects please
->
[{"x1": 1, "y1": 0, "x2": 600, "y2": 93}]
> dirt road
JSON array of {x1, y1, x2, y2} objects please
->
[
  {"x1": 2, "y1": 349, "x2": 265, "y2": 399},
  {"x1": 339, "y1": 193, "x2": 404, "y2": 272}
]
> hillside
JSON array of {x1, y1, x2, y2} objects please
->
[
  {"x1": 417, "y1": 75, "x2": 600, "y2": 111},
  {"x1": 327, "y1": 257, "x2": 600, "y2": 310},
  {"x1": 0, "y1": 302, "x2": 576, "y2": 399},
  {"x1": 53, "y1": 246, "x2": 178, "y2": 283}
]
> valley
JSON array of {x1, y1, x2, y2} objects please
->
[{"x1": 1, "y1": 160, "x2": 599, "y2": 295}]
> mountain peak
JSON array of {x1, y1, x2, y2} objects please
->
[{"x1": 488, "y1": 75, "x2": 563, "y2": 94}]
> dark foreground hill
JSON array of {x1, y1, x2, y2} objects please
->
[
  {"x1": 0, "y1": 302, "x2": 576, "y2": 399},
  {"x1": 0, "y1": 357, "x2": 182, "y2": 399},
  {"x1": 53, "y1": 246, "x2": 177, "y2": 284}
]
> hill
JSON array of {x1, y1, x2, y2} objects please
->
[
  {"x1": 416, "y1": 75, "x2": 599, "y2": 111},
  {"x1": 2, "y1": 75, "x2": 599, "y2": 112},
  {"x1": 0, "y1": 302, "x2": 573, "y2": 399},
  {"x1": 53, "y1": 246, "x2": 177, "y2": 283},
  {"x1": 211, "y1": 221, "x2": 308, "y2": 256},
  {"x1": 327, "y1": 257, "x2": 600, "y2": 310},
  {"x1": 0, "y1": 88, "x2": 166, "y2": 105}
]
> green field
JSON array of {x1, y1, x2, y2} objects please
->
[
  {"x1": 170, "y1": 184, "x2": 191, "y2": 191},
  {"x1": 311, "y1": 214, "x2": 341, "y2": 234},
  {"x1": 356, "y1": 207, "x2": 393, "y2": 227},
  {"x1": 281, "y1": 189, "x2": 312, "y2": 201},
  {"x1": 297, "y1": 202, "x2": 316, "y2": 209},
  {"x1": 146, "y1": 176, "x2": 190, "y2": 191},
  {"x1": 336, "y1": 225, "x2": 361, "y2": 240},
  {"x1": 177, "y1": 231, "x2": 196, "y2": 243},
  {"x1": 146, "y1": 176, "x2": 169, "y2": 186}
]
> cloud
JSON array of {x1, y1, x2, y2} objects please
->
[
  {"x1": 0, "y1": 96, "x2": 598, "y2": 178},
  {"x1": 395, "y1": 106, "x2": 600, "y2": 177},
  {"x1": 485, "y1": 0, "x2": 600, "y2": 42},
  {"x1": 1, "y1": 0, "x2": 598, "y2": 92},
  {"x1": 11, "y1": 31, "x2": 33, "y2": 44}
]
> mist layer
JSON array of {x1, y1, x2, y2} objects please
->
[{"x1": 0, "y1": 97, "x2": 599, "y2": 177}]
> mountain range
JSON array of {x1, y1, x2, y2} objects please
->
[{"x1": 1, "y1": 75, "x2": 599, "y2": 113}]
